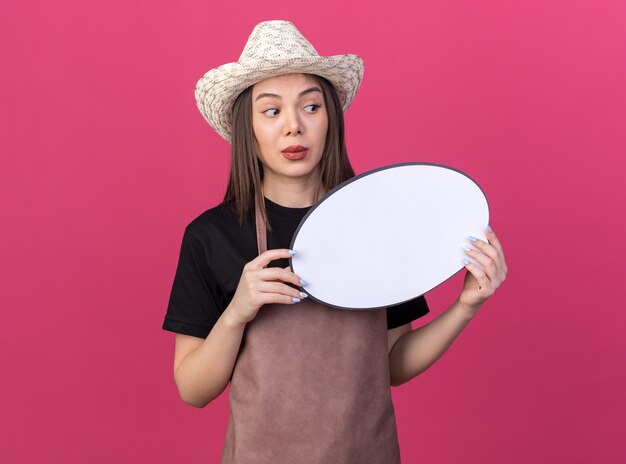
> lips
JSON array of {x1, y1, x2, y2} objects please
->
[
  {"x1": 281, "y1": 145, "x2": 309, "y2": 161},
  {"x1": 281, "y1": 145, "x2": 308, "y2": 153}
]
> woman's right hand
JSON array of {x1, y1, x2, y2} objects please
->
[{"x1": 226, "y1": 249, "x2": 308, "y2": 325}]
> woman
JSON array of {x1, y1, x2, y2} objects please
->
[{"x1": 163, "y1": 20, "x2": 507, "y2": 463}]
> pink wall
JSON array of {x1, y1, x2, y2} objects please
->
[{"x1": 2, "y1": 0, "x2": 624, "y2": 462}]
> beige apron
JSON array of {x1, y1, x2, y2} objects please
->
[{"x1": 220, "y1": 194, "x2": 401, "y2": 463}]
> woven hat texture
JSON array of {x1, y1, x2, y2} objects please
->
[{"x1": 194, "y1": 20, "x2": 365, "y2": 143}]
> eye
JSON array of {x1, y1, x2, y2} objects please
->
[
  {"x1": 305, "y1": 104, "x2": 321, "y2": 112},
  {"x1": 262, "y1": 108, "x2": 279, "y2": 117}
]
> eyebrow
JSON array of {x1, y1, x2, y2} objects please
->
[{"x1": 254, "y1": 86, "x2": 322, "y2": 102}]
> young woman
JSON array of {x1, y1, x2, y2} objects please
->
[{"x1": 163, "y1": 20, "x2": 507, "y2": 463}]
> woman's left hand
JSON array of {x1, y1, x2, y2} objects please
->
[{"x1": 458, "y1": 226, "x2": 508, "y2": 315}]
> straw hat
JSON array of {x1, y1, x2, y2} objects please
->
[{"x1": 194, "y1": 20, "x2": 365, "y2": 143}]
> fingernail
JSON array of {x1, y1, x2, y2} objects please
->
[
  {"x1": 289, "y1": 249, "x2": 297, "y2": 254},
  {"x1": 292, "y1": 297, "x2": 301, "y2": 303},
  {"x1": 462, "y1": 259, "x2": 470, "y2": 265},
  {"x1": 486, "y1": 225, "x2": 493, "y2": 233},
  {"x1": 461, "y1": 245, "x2": 472, "y2": 251},
  {"x1": 468, "y1": 236, "x2": 478, "y2": 242},
  {"x1": 300, "y1": 279, "x2": 307, "y2": 286},
  {"x1": 300, "y1": 292, "x2": 308, "y2": 298}
]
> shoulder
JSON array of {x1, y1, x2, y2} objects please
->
[
  {"x1": 184, "y1": 200, "x2": 246, "y2": 239},
  {"x1": 181, "y1": 200, "x2": 257, "y2": 263}
]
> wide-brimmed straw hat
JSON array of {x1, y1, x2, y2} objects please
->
[{"x1": 194, "y1": 20, "x2": 365, "y2": 143}]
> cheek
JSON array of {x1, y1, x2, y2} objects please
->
[
  {"x1": 318, "y1": 119, "x2": 329, "y2": 144},
  {"x1": 319, "y1": 111, "x2": 329, "y2": 135},
  {"x1": 251, "y1": 121, "x2": 267, "y2": 146},
  {"x1": 252, "y1": 119, "x2": 276, "y2": 144}
]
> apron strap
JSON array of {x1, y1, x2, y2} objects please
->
[{"x1": 254, "y1": 191, "x2": 267, "y2": 256}]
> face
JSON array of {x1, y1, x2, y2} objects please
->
[{"x1": 251, "y1": 73, "x2": 328, "y2": 184}]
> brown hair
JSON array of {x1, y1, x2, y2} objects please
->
[{"x1": 222, "y1": 74, "x2": 356, "y2": 232}]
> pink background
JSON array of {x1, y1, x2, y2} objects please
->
[{"x1": 2, "y1": 0, "x2": 624, "y2": 462}]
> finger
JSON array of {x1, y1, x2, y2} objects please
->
[
  {"x1": 255, "y1": 290, "x2": 303, "y2": 306},
  {"x1": 462, "y1": 246, "x2": 498, "y2": 283},
  {"x1": 249, "y1": 248, "x2": 297, "y2": 270},
  {"x1": 256, "y1": 281, "x2": 308, "y2": 299},
  {"x1": 462, "y1": 260, "x2": 490, "y2": 292},
  {"x1": 259, "y1": 266, "x2": 305, "y2": 287},
  {"x1": 485, "y1": 227, "x2": 508, "y2": 273},
  {"x1": 467, "y1": 236, "x2": 499, "y2": 264},
  {"x1": 468, "y1": 234, "x2": 507, "y2": 278}
]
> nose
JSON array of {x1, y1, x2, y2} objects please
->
[{"x1": 284, "y1": 108, "x2": 303, "y2": 136}]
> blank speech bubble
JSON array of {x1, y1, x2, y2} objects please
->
[{"x1": 289, "y1": 162, "x2": 490, "y2": 310}]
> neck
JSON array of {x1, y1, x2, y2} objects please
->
[{"x1": 261, "y1": 172, "x2": 326, "y2": 208}]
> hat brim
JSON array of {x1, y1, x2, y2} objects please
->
[{"x1": 195, "y1": 54, "x2": 364, "y2": 143}]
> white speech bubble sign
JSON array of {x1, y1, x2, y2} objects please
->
[{"x1": 288, "y1": 162, "x2": 490, "y2": 310}]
